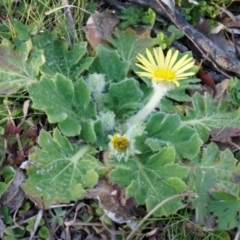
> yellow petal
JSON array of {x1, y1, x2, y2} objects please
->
[
  {"x1": 164, "y1": 49, "x2": 173, "y2": 68},
  {"x1": 155, "y1": 47, "x2": 165, "y2": 67},
  {"x1": 168, "y1": 50, "x2": 179, "y2": 69},
  {"x1": 136, "y1": 72, "x2": 154, "y2": 78},
  {"x1": 176, "y1": 72, "x2": 196, "y2": 78},
  {"x1": 136, "y1": 63, "x2": 154, "y2": 73},
  {"x1": 175, "y1": 62, "x2": 195, "y2": 75},
  {"x1": 172, "y1": 80, "x2": 179, "y2": 86},
  {"x1": 171, "y1": 55, "x2": 189, "y2": 71},
  {"x1": 146, "y1": 49, "x2": 158, "y2": 68},
  {"x1": 137, "y1": 55, "x2": 155, "y2": 71}
]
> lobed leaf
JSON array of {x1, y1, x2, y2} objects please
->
[
  {"x1": 209, "y1": 192, "x2": 240, "y2": 230},
  {"x1": 27, "y1": 74, "x2": 97, "y2": 139},
  {"x1": 190, "y1": 143, "x2": 240, "y2": 227},
  {"x1": 191, "y1": 143, "x2": 240, "y2": 196},
  {"x1": 142, "y1": 112, "x2": 203, "y2": 160},
  {"x1": 32, "y1": 31, "x2": 94, "y2": 80},
  {"x1": 0, "y1": 39, "x2": 44, "y2": 94},
  {"x1": 89, "y1": 44, "x2": 130, "y2": 82},
  {"x1": 166, "y1": 78, "x2": 200, "y2": 102},
  {"x1": 193, "y1": 168, "x2": 217, "y2": 225},
  {"x1": 181, "y1": 93, "x2": 240, "y2": 142},
  {"x1": 109, "y1": 147, "x2": 189, "y2": 216},
  {"x1": 104, "y1": 78, "x2": 143, "y2": 118},
  {"x1": 107, "y1": 29, "x2": 152, "y2": 66},
  {"x1": 21, "y1": 128, "x2": 106, "y2": 208}
]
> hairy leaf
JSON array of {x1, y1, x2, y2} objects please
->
[
  {"x1": 104, "y1": 78, "x2": 143, "y2": 117},
  {"x1": 107, "y1": 29, "x2": 152, "y2": 66},
  {"x1": 166, "y1": 78, "x2": 200, "y2": 102},
  {"x1": 32, "y1": 31, "x2": 93, "y2": 80},
  {"x1": 109, "y1": 147, "x2": 189, "y2": 216},
  {"x1": 142, "y1": 112, "x2": 202, "y2": 160},
  {"x1": 190, "y1": 143, "x2": 240, "y2": 226},
  {"x1": 0, "y1": 39, "x2": 44, "y2": 94},
  {"x1": 193, "y1": 168, "x2": 217, "y2": 225},
  {"x1": 27, "y1": 74, "x2": 97, "y2": 139},
  {"x1": 191, "y1": 143, "x2": 240, "y2": 195},
  {"x1": 21, "y1": 129, "x2": 105, "y2": 208},
  {"x1": 181, "y1": 93, "x2": 240, "y2": 141},
  {"x1": 89, "y1": 45, "x2": 130, "y2": 82}
]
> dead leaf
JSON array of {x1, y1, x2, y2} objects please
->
[
  {"x1": 85, "y1": 179, "x2": 140, "y2": 228},
  {"x1": 0, "y1": 169, "x2": 26, "y2": 212},
  {"x1": 222, "y1": 17, "x2": 240, "y2": 28},
  {"x1": 210, "y1": 127, "x2": 240, "y2": 143},
  {"x1": 214, "y1": 79, "x2": 229, "y2": 104},
  {"x1": 184, "y1": 221, "x2": 205, "y2": 238},
  {"x1": 84, "y1": 10, "x2": 119, "y2": 50},
  {"x1": 196, "y1": 61, "x2": 216, "y2": 95}
]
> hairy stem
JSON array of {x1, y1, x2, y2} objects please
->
[{"x1": 126, "y1": 85, "x2": 168, "y2": 126}]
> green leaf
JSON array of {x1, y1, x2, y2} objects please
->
[
  {"x1": 143, "y1": 112, "x2": 202, "y2": 160},
  {"x1": 0, "y1": 39, "x2": 44, "y2": 94},
  {"x1": 193, "y1": 168, "x2": 217, "y2": 225},
  {"x1": 167, "y1": 78, "x2": 200, "y2": 102},
  {"x1": 21, "y1": 129, "x2": 105, "y2": 208},
  {"x1": 89, "y1": 45, "x2": 130, "y2": 82},
  {"x1": 209, "y1": 192, "x2": 240, "y2": 229},
  {"x1": 181, "y1": 93, "x2": 240, "y2": 142},
  {"x1": 119, "y1": 7, "x2": 145, "y2": 29},
  {"x1": 32, "y1": 31, "x2": 94, "y2": 80},
  {"x1": 142, "y1": 8, "x2": 156, "y2": 25},
  {"x1": 104, "y1": 78, "x2": 143, "y2": 117},
  {"x1": 11, "y1": 19, "x2": 29, "y2": 41},
  {"x1": 109, "y1": 147, "x2": 189, "y2": 216},
  {"x1": 191, "y1": 143, "x2": 240, "y2": 195},
  {"x1": 107, "y1": 29, "x2": 152, "y2": 67},
  {"x1": 167, "y1": 25, "x2": 184, "y2": 39},
  {"x1": 190, "y1": 143, "x2": 240, "y2": 226},
  {"x1": 27, "y1": 74, "x2": 97, "y2": 139},
  {"x1": 39, "y1": 226, "x2": 50, "y2": 238}
]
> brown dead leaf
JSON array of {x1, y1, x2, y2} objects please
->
[
  {"x1": 214, "y1": 79, "x2": 229, "y2": 104},
  {"x1": 184, "y1": 221, "x2": 205, "y2": 238},
  {"x1": 0, "y1": 169, "x2": 26, "y2": 212},
  {"x1": 85, "y1": 178, "x2": 142, "y2": 228},
  {"x1": 222, "y1": 17, "x2": 240, "y2": 28},
  {"x1": 196, "y1": 61, "x2": 216, "y2": 95},
  {"x1": 84, "y1": 10, "x2": 119, "y2": 50}
]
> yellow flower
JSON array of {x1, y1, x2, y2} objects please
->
[
  {"x1": 136, "y1": 47, "x2": 196, "y2": 86},
  {"x1": 110, "y1": 134, "x2": 130, "y2": 152},
  {"x1": 109, "y1": 134, "x2": 131, "y2": 161},
  {"x1": 108, "y1": 125, "x2": 143, "y2": 161}
]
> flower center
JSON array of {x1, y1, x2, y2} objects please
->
[
  {"x1": 154, "y1": 68, "x2": 175, "y2": 80},
  {"x1": 111, "y1": 134, "x2": 130, "y2": 152}
]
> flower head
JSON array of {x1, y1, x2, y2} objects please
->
[
  {"x1": 108, "y1": 124, "x2": 143, "y2": 161},
  {"x1": 136, "y1": 47, "x2": 195, "y2": 87},
  {"x1": 109, "y1": 134, "x2": 131, "y2": 161}
]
